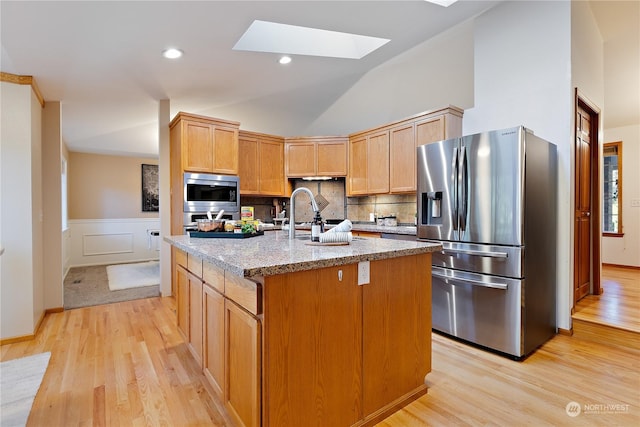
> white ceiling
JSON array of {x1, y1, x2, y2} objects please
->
[{"x1": 1, "y1": 1, "x2": 637, "y2": 157}]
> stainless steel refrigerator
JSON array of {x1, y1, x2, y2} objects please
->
[{"x1": 417, "y1": 126, "x2": 557, "y2": 358}]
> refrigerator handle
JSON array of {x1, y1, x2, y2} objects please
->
[
  {"x1": 459, "y1": 146, "x2": 468, "y2": 232},
  {"x1": 452, "y1": 146, "x2": 459, "y2": 231},
  {"x1": 432, "y1": 270, "x2": 508, "y2": 290}
]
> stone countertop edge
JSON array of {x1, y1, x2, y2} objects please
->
[
  {"x1": 270, "y1": 224, "x2": 417, "y2": 235},
  {"x1": 164, "y1": 231, "x2": 440, "y2": 279}
]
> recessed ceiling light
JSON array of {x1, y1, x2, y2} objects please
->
[
  {"x1": 233, "y1": 20, "x2": 390, "y2": 60},
  {"x1": 162, "y1": 48, "x2": 183, "y2": 59},
  {"x1": 279, "y1": 56, "x2": 292, "y2": 65}
]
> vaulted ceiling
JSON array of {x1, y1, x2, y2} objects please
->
[{"x1": 1, "y1": 1, "x2": 637, "y2": 157}]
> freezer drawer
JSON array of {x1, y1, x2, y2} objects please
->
[
  {"x1": 424, "y1": 240, "x2": 523, "y2": 278},
  {"x1": 431, "y1": 266, "x2": 523, "y2": 357}
]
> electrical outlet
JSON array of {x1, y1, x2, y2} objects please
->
[
  {"x1": 358, "y1": 261, "x2": 370, "y2": 286},
  {"x1": 631, "y1": 199, "x2": 640, "y2": 207}
]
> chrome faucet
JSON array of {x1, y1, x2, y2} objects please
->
[{"x1": 288, "y1": 187, "x2": 320, "y2": 239}]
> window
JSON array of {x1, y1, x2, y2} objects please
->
[{"x1": 603, "y1": 141, "x2": 622, "y2": 236}]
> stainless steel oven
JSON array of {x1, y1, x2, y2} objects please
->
[{"x1": 183, "y1": 173, "x2": 240, "y2": 218}]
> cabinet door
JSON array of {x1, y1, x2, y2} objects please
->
[
  {"x1": 317, "y1": 140, "x2": 347, "y2": 176},
  {"x1": 213, "y1": 126, "x2": 239, "y2": 175},
  {"x1": 285, "y1": 142, "x2": 316, "y2": 177},
  {"x1": 348, "y1": 136, "x2": 368, "y2": 195},
  {"x1": 176, "y1": 265, "x2": 190, "y2": 340},
  {"x1": 362, "y1": 254, "x2": 431, "y2": 417},
  {"x1": 416, "y1": 115, "x2": 445, "y2": 146},
  {"x1": 225, "y1": 300, "x2": 261, "y2": 427},
  {"x1": 203, "y1": 284, "x2": 225, "y2": 398},
  {"x1": 263, "y1": 265, "x2": 362, "y2": 427},
  {"x1": 259, "y1": 139, "x2": 285, "y2": 195},
  {"x1": 367, "y1": 131, "x2": 390, "y2": 194},
  {"x1": 189, "y1": 273, "x2": 204, "y2": 367},
  {"x1": 389, "y1": 123, "x2": 416, "y2": 193},
  {"x1": 183, "y1": 120, "x2": 214, "y2": 172},
  {"x1": 238, "y1": 136, "x2": 259, "y2": 194}
]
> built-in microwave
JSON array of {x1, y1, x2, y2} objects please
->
[{"x1": 183, "y1": 172, "x2": 240, "y2": 217}]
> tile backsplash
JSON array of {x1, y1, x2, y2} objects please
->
[{"x1": 241, "y1": 179, "x2": 417, "y2": 225}]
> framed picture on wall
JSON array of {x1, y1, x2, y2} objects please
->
[{"x1": 141, "y1": 164, "x2": 159, "y2": 212}]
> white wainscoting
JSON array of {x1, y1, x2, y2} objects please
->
[{"x1": 68, "y1": 218, "x2": 161, "y2": 268}]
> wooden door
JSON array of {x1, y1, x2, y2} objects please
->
[
  {"x1": 259, "y1": 139, "x2": 285, "y2": 195},
  {"x1": 574, "y1": 105, "x2": 592, "y2": 303},
  {"x1": 367, "y1": 131, "x2": 390, "y2": 194},
  {"x1": 389, "y1": 123, "x2": 416, "y2": 193},
  {"x1": 225, "y1": 300, "x2": 261, "y2": 427},
  {"x1": 189, "y1": 273, "x2": 204, "y2": 367},
  {"x1": 317, "y1": 140, "x2": 347, "y2": 176},
  {"x1": 176, "y1": 264, "x2": 190, "y2": 340},
  {"x1": 203, "y1": 284, "x2": 225, "y2": 398},
  {"x1": 415, "y1": 115, "x2": 445, "y2": 146},
  {"x1": 212, "y1": 126, "x2": 239, "y2": 174},
  {"x1": 285, "y1": 142, "x2": 316, "y2": 177},
  {"x1": 238, "y1": 135, "x2": 259, "y2": 194},
  {"x1": 348, "y1": 136, "x2": 368, "y2": 195},
  {"x1": 183, "y1": 120, "x2": 214, "y2": 172},
  {"x1": 262, "y1": 265, "x2": 361, "y2": 427}
]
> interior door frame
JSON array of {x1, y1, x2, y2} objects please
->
[{"x1": 574, "y1": 88, "x2": 602, "y2": 308}]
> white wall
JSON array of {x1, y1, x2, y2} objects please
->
[
  {"x1": 602, "y1": 124, "x2": 640, "y2": 267},
  {"x1": 462, "y1": 0, "x2": 573, "y2": 330},
  {"x1": 0, "y1": 81, "x2": 43, "y2": 339},
  {"x1": 68, "y1": 218, "x2": 160, "y2": 268},
  {"x1": 304, "y1": 20, "x2": 475, "y2": 136}
]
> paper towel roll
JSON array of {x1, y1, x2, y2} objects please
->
[
  {"x1": 326, "y1": 219, "x2": 352, "y2": 233},
  {"x1": 319, "y1": 231, "x2": 353, "y2": 243}
]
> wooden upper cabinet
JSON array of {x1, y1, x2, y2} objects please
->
[
  {"x1": 170, "y1": 112, "x2": 240, "y2": 175},
  {"x1": 238, "y1": 135, "x2": 260, "y2": 194},
  {"x1": 347, "y1": 106, "x2": 463, "y2": 196},
  {"x1": 238, "y1": 130, "x2": 286, "y2": 196},
  {"x1": 367, "y1": 131, "x2": 390, "y2": 194},
  {"x1": 259, "y1": 138, "x2": 285, "y2": 195},
  {"x1": 285, "y1": 141, "x2": 315, "y2": 177},
  {"x1": 285, "y1": 137, "x2": 348, "y2": 178},
  {"x1": 389, "y1": 123, "x2": 416, "y2": 193},
  {"x1": 348, "y1": 135, "x2": 368, "y2": 195}
]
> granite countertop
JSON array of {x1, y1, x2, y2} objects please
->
[
  {"x1": 165, "y1": 230, "x2": 440, "y2": 279},
  {"x1": 267, "y1": 223, "x2": 417, "y2": 236}
]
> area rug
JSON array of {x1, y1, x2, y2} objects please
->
[
  {"x1": 0, "y1": 352, "x2": 51, "y2": 427},
  {"x1": 106, "y1": 260, "x2": 160, "y2": 291}
]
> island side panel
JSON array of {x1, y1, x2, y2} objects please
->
[
  {"x1": 362, "y1": 253, "x2": 432, "y2": 422},
  {"x1": 262, "y1": 265, "x2": 363, "y2": 427}
]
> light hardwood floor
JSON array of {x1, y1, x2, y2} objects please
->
[{"x1": 1, "y1": 267, "x2": 638, "y2": 426}]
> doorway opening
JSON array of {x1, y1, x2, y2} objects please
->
[{"x1": 573, "y1": 88, "x2": 602, "y2": 309}]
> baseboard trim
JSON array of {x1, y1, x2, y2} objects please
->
[
  {"x1": 0, "y1": 307, "x2": 64, "y2": 345},
  {"x1": 557, "y1": 327, "x2": 573, "y2": 336},
  {"x1": 0, "y1": 333, "x2": 35, "y2": 346},
  {"x1": 602, "y1": 263, "x2": 640, "y2": 270}
]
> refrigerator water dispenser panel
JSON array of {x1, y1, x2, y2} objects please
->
[{"x1": 421, "y1": 191, "x2": 443, "y2": 224}]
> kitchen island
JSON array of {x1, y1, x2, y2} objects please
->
[{"x1": 165, "y1": 231, "x2": 441, "y2": 427}]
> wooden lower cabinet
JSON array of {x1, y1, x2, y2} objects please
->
[
  {"x1": 189, "y1": 272, "x2": 203, "y2": 367},
  {"x1": 225, "y1": 300, "x2": 261, "y2": 427},
  {"x1": 362, "y1": 254, "x2": 431, "y2": 421},
  {"x1": 263, "y1": 265, "x2": 362, "y2": 427},
  {"x1": 176, "y1": 264, "x2": 190, "y2": 340},
  {"x1": 203, "y1": 284, "x2": 225, "y2": 398}
]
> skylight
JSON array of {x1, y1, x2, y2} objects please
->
[{"x1": 233, "y1": 20, "x2": 390, "y2": 60}]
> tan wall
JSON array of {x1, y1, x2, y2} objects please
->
[{"x1": 68, "y1": 152, "x2": 159, "y2": 219}]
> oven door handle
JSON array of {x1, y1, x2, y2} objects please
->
[
  {"x1": 440, "y1": 248, "x2": 508, "y2": 258},
  {"x1": 432, "y1": 270, "x2": 508, "y2": 290}
]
